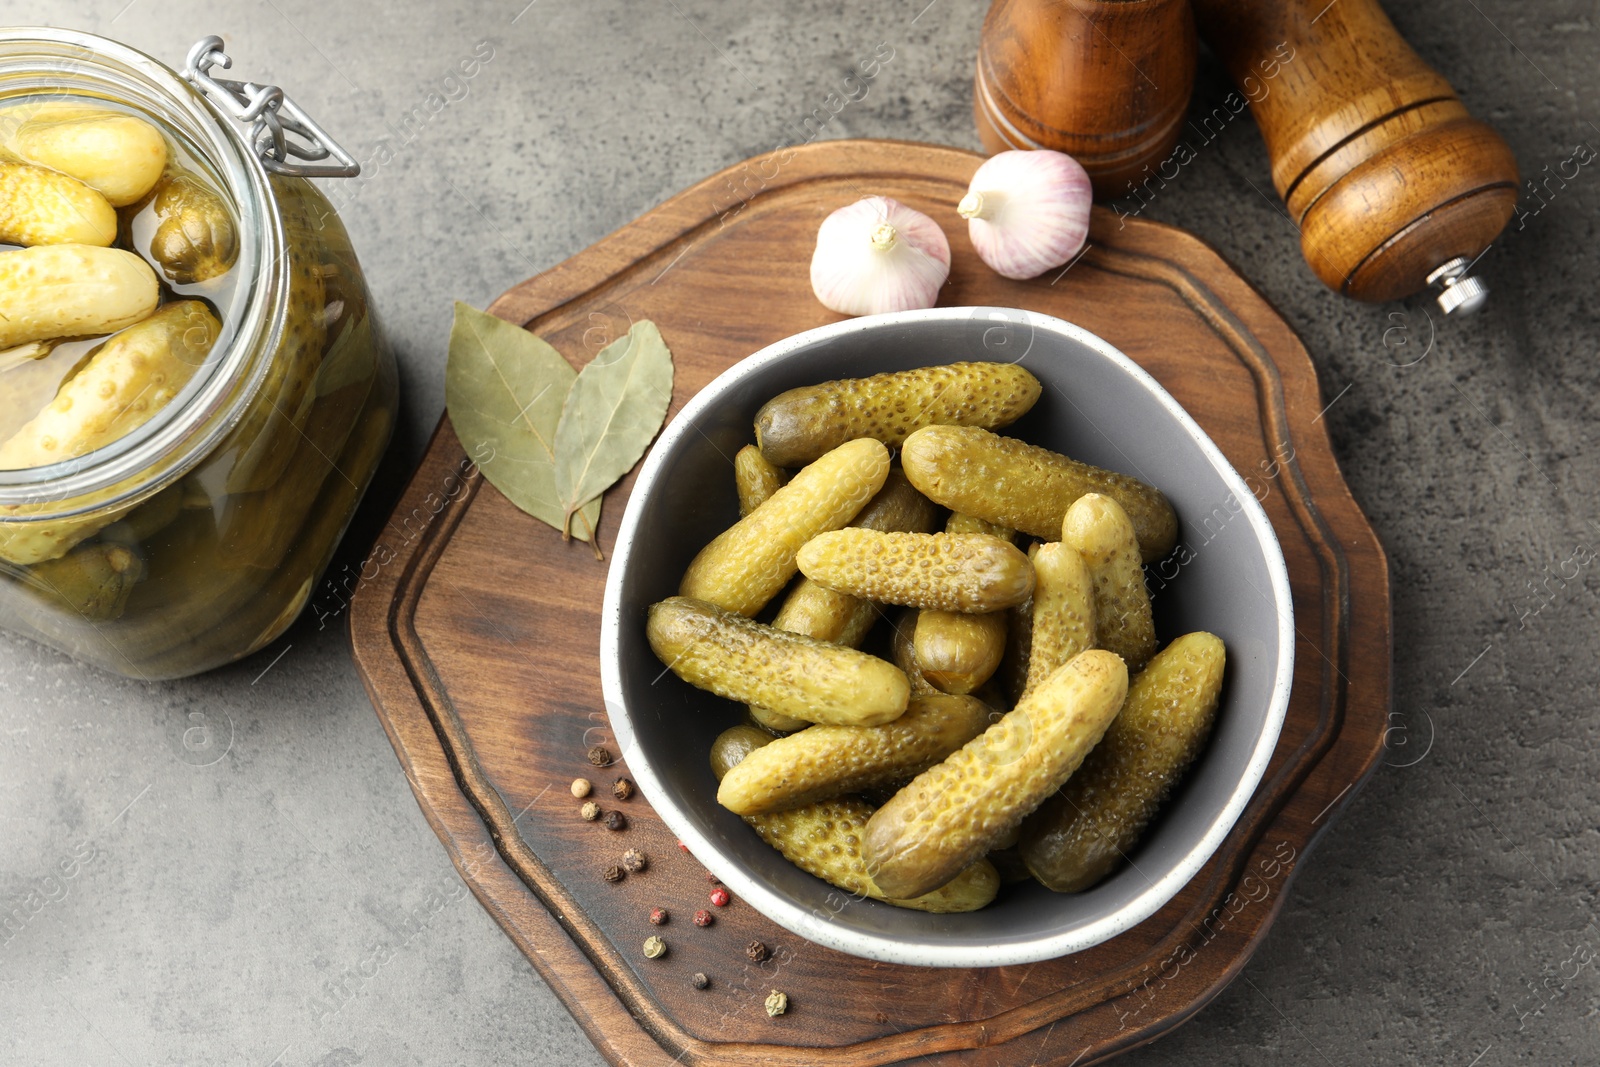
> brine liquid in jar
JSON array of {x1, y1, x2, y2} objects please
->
[{"x1": 0, "y1": 83, "x2": 396, "y2": 678}]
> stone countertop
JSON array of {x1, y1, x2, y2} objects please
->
[{"x1": 2, "y1": 2, "x2": 1595, "y2": 1064}]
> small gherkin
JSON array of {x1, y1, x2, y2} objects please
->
[
  {"x1": 646, "y1": 596, "x2": 910, "y2": 727},
  {"x1": 751, "y1": 470, "x2": 938, "y2": 730},
  {"x1": 0, "y1": 300, "x2": 219, "y2": 472},
  {"x1": 1021, "y1": 632, "x2": 1226, "y2": 893},
  {"x1": 681, "y1": 438, "x2": 889, "y2": 618},
  {"x1": 0, "y1": 162, "x2": 116, "y2": 246},
  {"x1": 718, "y1": 693, "x2": 991, "y2": 815},
  {"x1": 901, "y1": 424, "x2": 1177, "y2": 563},
  {"x1": 22, "y1": 541, "x2": 146, "y2": 621},
  {"x1": 797, "y1": 529, "x2": 1035, "y2": 614},
  {"x1": 1063, "y1": 493, "x2": 1156, "y2": 673},
  {"x1": 753, "y1": 360, "x2": 1042, "y2": 468},
  {"x1": 910, "y1": 513, "x2": 1015, "y2": 696},
  {"x1": 746, "y1": 798, "x2": 1000, "y2": 913},
  {"x1": 733, "y1": 444, "x2": 786, "y2": 517},
  {"x1": 864, "y1": 649, "x2": 1128, "y2": 900},
  {"x1": 147, "y1": 172, "x2": 239, "y2": 284},
  {"x1": 1023, "y1": 541, "x2": 1096, "y2": 696}
]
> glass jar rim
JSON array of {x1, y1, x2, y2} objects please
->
[{"x1": 0, "y1": 27, "x2": 285, "y2": 516}]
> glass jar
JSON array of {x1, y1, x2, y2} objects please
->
[{"x1": 0, "y1": 29, "x2": 397, "y2": 679}]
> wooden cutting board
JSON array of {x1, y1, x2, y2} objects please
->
[{"x1": 349, "y1": 139, "x2": 1390, "y2": 1067}]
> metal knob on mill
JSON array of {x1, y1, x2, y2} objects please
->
[{"x1": 1191, "y1": 0, "x2": 1519, "y2": 315}]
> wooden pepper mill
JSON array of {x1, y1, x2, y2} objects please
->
[
  {"x1": 1191, "y1": 0, "x2": 1519, "y2": 313},
  {"x1": 974, "y1": 0, "x2": 1197, "y2": 199}
]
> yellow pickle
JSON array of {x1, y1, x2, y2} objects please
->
[
  {"x1": 1022, "y1": 632, "x2": 1226, "y2": 891},
  {"x1": 797, "y1": 529, "x2": 1035, "y2": 613},
  {"x1": 0, "y1": 32, "x2": 396, "y2": 678}
]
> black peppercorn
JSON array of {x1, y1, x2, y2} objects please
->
[
  {"x1": 746, "y1": 939, "x2": 768, "y2": 963},
  {"x1": 602, "y1": 865, "x2": 624, "y2": 883},
  {"x1": 604, "y1": 810, "x2": 627, "y2": 832},
  {"x1": 692, "y1": 972, "x2": 710, "y2": 990},
  {"x1": 612, "y1": 777, "x2": 635, "y2": 801},
  {"x1": 622, "y1": 848, "x2": 647, "y2": 872},
  {"x1": 587, "y1": 745, "x2": 612, "y2": 767}
]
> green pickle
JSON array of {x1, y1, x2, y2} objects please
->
[
  {"x1": 647, "y1": 596, "x2": 911, "y2": 727},
  {"x1": 0, "y1": 87, "x2": 396, "y2": 680},
  {"x1": 754, "y1": 361, "x2": 1042, "y2": 468},
  {"x1": 902, "y1": 424, "x2": 1178, "y2": 563},
  {"x1": 1021, "y1": 633, "x2": 1226, "y2": 892}
]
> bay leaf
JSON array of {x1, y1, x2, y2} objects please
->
[
  {"x1": 552, "y1": 319, "x2": 675, "y2": 548},
  {"x1": 444, "y1": 301, "x2": 600, "y2": 541}
]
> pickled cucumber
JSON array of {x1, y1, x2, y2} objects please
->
[
  {"x1": 0, "y1": 301, "x2": 220, "y2": 471},
  {"x1": 752, "y1": 470, "x2": 937, "y2": 729},
  {"x1": 0, "y1": 244, "x2": 159, "y2": 349},
  {"x1": 913, "y1": 610, "x2": 1007, "y2": 695},
  {"x1": 1063, "y1": 493, "x2": 1156, "y2": 672},
  {"x1": 718, "y1": 693, "x2": 991, "y2": 815},
  {"x1": 1024, "y1": 542, "x2": 1096, "y2": 694},
  {"x1": 754, "y1": 361, "x2": 1042, "y2": 467},
  {"x1": 734, "y1": 444, "x2": 787, "y2": 517},
  {"x1": 863, "y1": 649, "x2": 1127, "y2": 898},
  {"x1": 1021, "y1": 633, "x2": 1225, "y2": 892},
  {"x1": 747, "y1": 799, "x2": 1000, "y2": 913},
  {"x1": 901, "y1": 424, "x2": 1177, "y2": 563},
  {"x1": 797, "y1": 530, "x2": 1034, "y2": 614},
  {"x1": 0, "y1": 103, "x2": 166, "y2": 206},
  {"x1": 681, "y1": 438, "x2": 889, "y2": 617},
  {"x1": 224, "y1": 176, "x2": 334, "y2": 493},
  {"x1": 647, "y1": 596, "x2": 910, "y2": 726},
  {"x1": 0, "y1": 163, "x2": 117, "y2": 246},
  {"x1": 148, "y1": 173, "x2": 239, "y2": 284},
  {"x1": 710, "y1": 724, "x2": 777, "y2": 780},
  {"x1": 946, "y1": 511, "x2": 1014, "y2": 541},
  {"x1": 889, "y1": 608, "x2": 938, "y2": 695},
  {"x1": 19, "y1": 540, "x2": 144, "y2": 621},
  {"x1": 747, "y1": 704, "x2": 811, "y2": 733}
]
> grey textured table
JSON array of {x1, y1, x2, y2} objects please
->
[{"x1": 2, "y1": 2, "x2": 1594, "y2": 1064}]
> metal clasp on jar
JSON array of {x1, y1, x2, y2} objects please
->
[{"x1": 181, "y1": 35, "x2": 360, "y2": 179}]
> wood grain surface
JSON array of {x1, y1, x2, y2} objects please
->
[
  {"x1": 1191, "y1": 0, "x2": 1518, "y2": 301},
  {"x1": 349, "y1": 139, "x2": 1390, "y2": 1067},
  {"x1": 974, "y1": 0, "x2": 1197, "y2": 197}
]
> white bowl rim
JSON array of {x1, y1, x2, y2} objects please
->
[{"x1": 599, "y1": 306, "x2": 1296, "y2": 968}]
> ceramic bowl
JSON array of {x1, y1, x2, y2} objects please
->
[{"x1": 600, "y1": 307, "x2": 1294, "y2": 967}]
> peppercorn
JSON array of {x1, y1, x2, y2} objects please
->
[
  {"x1": 693, "y1": 909, "x2": 713, "y2": 927},
  {"x1": 580, "y1": 801, "x2": 602, "y2": 821},
  {"x1": 570, "y1": 778, "x2": 592, "y2": 798},
  {"x1": 746, "y1": 940, "x2": 768, "y2": 963},
  {"x1": 765, "y1": 990, "x2": 789, "y2": 1017},
  {"x1": 622, "y1": 848, "x2": 647, "y2": 873},
  {"x1": 604, "y1": 810, "x2": 627, "y2": 832},
  {"x1": 692, "y1": 972, "x2": 710, "y2": 990},
  {"x1": 602, "y1": 865, "x2": 625, "y2": 883},
  {"x1": 587, "y1": 745, "x2": 612, "y2": 767},
  {"x1": 649, "y1": 908, "x2": 668, "y2": 926},
  {"x1": 612, "y1": 777, "x2": 634, "y2": 801},
  {"x1": 677, "y1": 841, "x2": 690, "y2": 853},
  {"x1": 643, "y1": 935, "x2": 667, "y2": 959},
  {"x1": 709, "y1": 886, "x2": 731, "y2": 907}
]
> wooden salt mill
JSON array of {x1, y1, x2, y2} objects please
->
[
  {"x1": 974, "y1": 0, "x2": 1197, "y2": 199},
  {"x1": 1191, "y1": 0, "x2": 1520, "y2": 313}
]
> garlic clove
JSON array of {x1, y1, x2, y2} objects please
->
[
  {"x1": 810, "y1": 195, "x2": 951, "y2": 316},
  {"x1": 959, "y1": 150, "x2": 1092, "y2": 281}
]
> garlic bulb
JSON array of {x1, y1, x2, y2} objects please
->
[
  {"x1": 810, "y1": 196, "x2": 951, "y2": 316},
  {"x1": 958, "y1": 150, "x2": 1092, "y2": 280}
]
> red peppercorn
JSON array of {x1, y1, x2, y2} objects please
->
[
  {"x1": 710, "y1": 886, "x2": 731, "y2": 907},
  {"x1": 693, "y1": 909, "x2": 714, "y2": 927},
  {"x1": 649, "y1": 908, "x2": 668, "y2": 926},
  {"x1": 677, "y1": 840, "x2": 690, "y2": 853}
]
